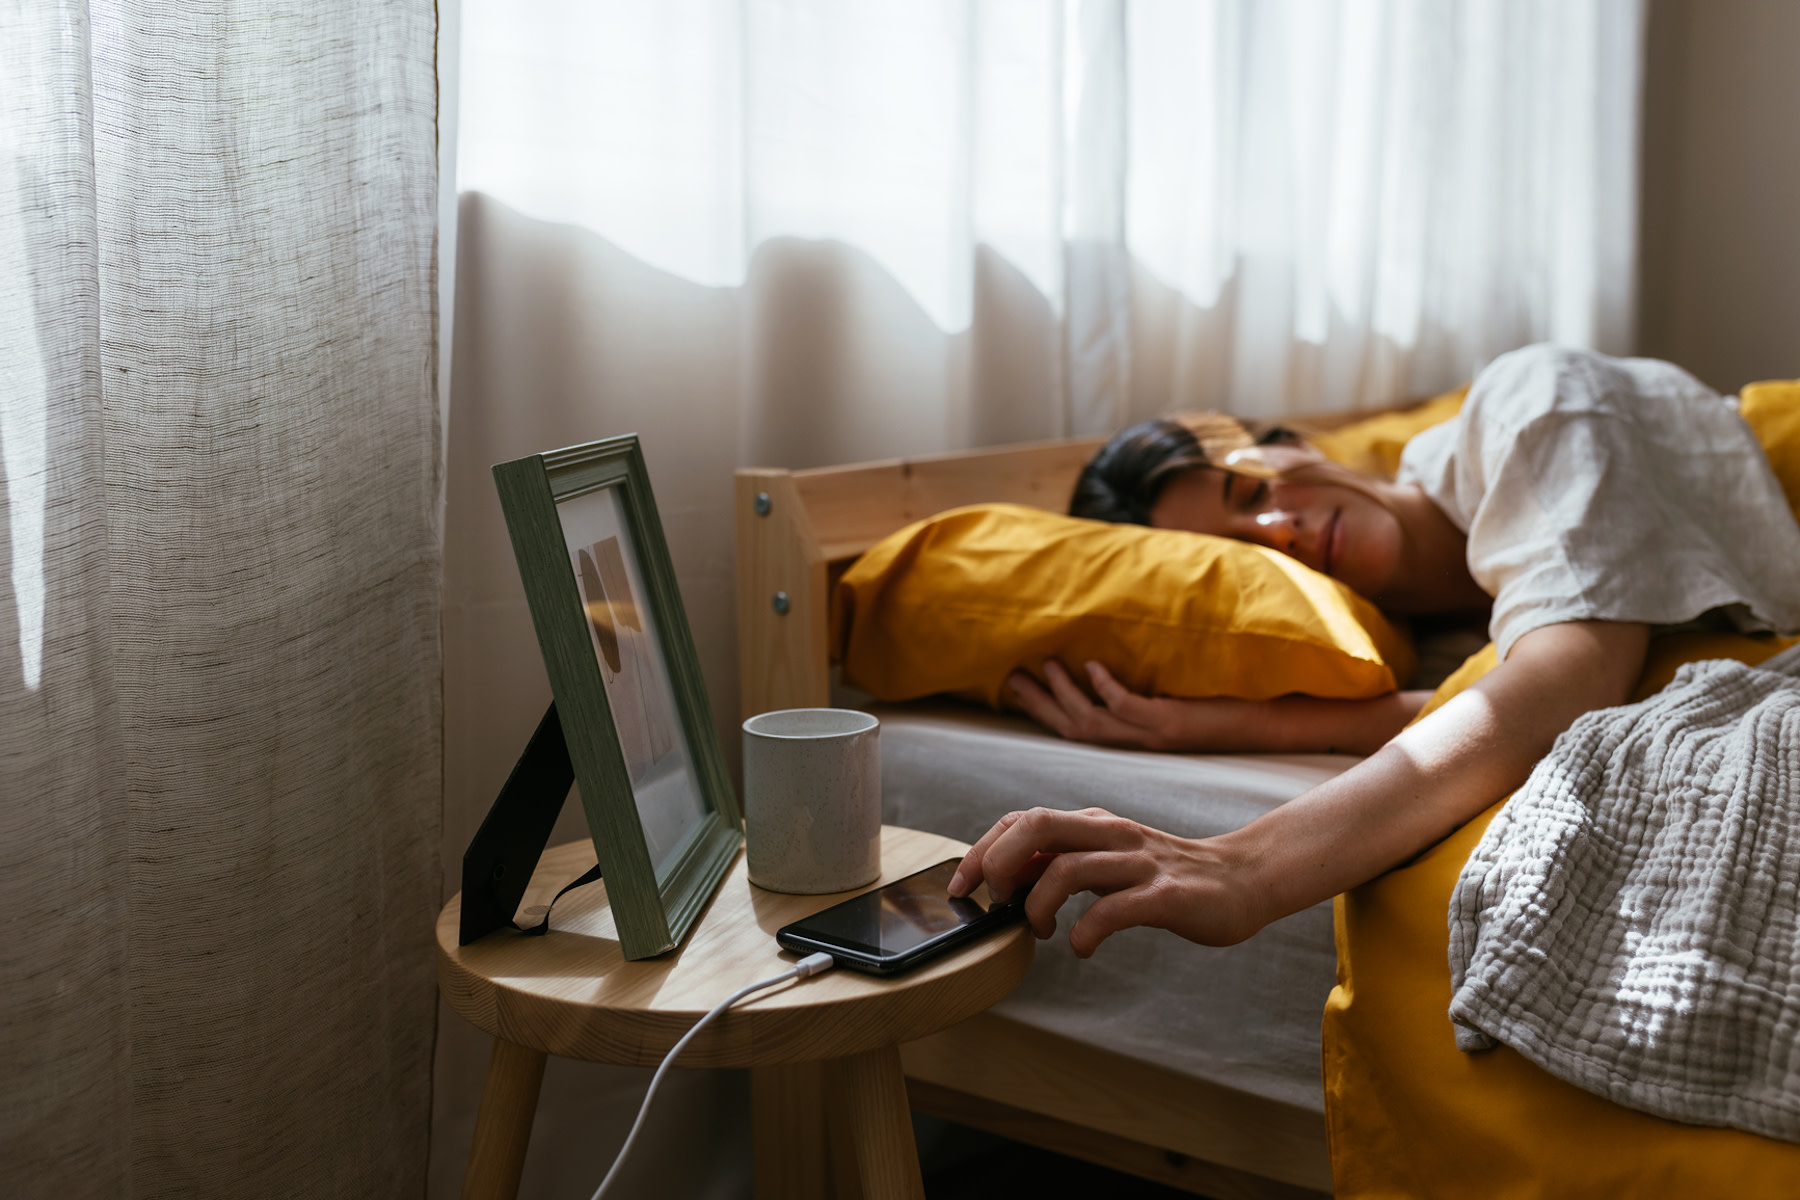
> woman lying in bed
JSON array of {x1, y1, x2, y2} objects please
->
[{"x1": 949, "y1": 343, "x2": 1800, "y2": 954}]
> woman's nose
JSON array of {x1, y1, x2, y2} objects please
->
[{"x1": 1250, "y1": 507, "x2": 1301, "y2": 552}]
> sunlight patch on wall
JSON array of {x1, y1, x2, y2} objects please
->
[{"x1": 457, "y1": 0, "x2": 1082, "y2": 335}]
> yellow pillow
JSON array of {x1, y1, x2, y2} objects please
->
[
  {"x1": 1305, "y1": 384, "x2": 1469, "y2": 479},
  {"x1": 831, "y1": 503, "x2": 1415, "y2": 707}
]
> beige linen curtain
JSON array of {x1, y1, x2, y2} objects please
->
[{"x1": 1, "y1": 2, "x2": 442, "y2": 1194}]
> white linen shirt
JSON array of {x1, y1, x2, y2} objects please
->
[{"x1": 1397, "y1": 345, "x2": 1800, "y2": 660}]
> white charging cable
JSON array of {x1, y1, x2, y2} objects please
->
[{"x1": 589, "y1": 951, "x2": 836, "y2": 1199}]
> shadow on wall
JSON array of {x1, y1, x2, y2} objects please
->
[
  {"x1": 441, "y1": 191, "x2": 1069, "y2": 883},
  {"x1": 433, "y1": 191, "x2": 1068, "y2": 1200}
]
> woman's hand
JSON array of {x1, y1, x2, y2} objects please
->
[
  {"x1": 1009, "y1": 660, "x2": 1430, "y2": 755},
  {"x1": 1007, "y1": 660, "x2": 1252, "y2": 752},
  {"x1": 947, "y1": 806, "x2": 1269, "y2": 955}
]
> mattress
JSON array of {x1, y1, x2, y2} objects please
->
[{"x1": 869, "y1": 701, "x2": 1359, "y2": 1113}]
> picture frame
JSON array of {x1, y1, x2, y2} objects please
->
[{"x1": 493, "y1": 435, "x2": 742, "y2": 960}]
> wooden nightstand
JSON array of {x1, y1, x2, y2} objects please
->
[{"x1": 438, "y1": 825, "x2": 1034, "y2": 1199}]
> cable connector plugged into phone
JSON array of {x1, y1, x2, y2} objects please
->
[
  {"x1": 789, "y1": 951, "x2": 837, "y2": 978},
  {"x1": 589, "y1": 952, "x2": 836, "y2": 1199}
]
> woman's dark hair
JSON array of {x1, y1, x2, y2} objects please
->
[
  {"x1": 1069, "y1": 418, "x2": 1304, "y2": 525},
  {"x1": 1068, "y1": 419, "x2": 1209, "y2": 525}
]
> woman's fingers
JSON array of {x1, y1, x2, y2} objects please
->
[
  {"x1": 1021, "y1": 850, "x2": 1145, "y2": 941},
  {"x1": 971, "y1": 806, "x2": 1137, "y2": 901},
  {"x1": 1010, "y1": 665, "x2": 1134, "y2": 745},
  {"x1": 1067, "y1": 887, "x2": 1157, "y2": 958},
  {"x1": 1085, "y1": 662, "x2": 1164, "y2": 726},
  {"x1": 1041, "y1": 658, "x2": 1096, "y2": 713},
  {"x1": 948, "y1": 809, "x2": 1022, "y2": 896},
  {"x1": 1007, "y1": 671, "x2": 1075, "y2": 739},
  {"x1": 1011, "y1": 661, "x2": 1092, "y2": 733}
]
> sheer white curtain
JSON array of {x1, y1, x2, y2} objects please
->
[
  {"x1": 460, "y1": 0, "x2": 1644, "y2": 428},
  {"x1": 2, "y1": 2, "x2": 441, "y2": 1193},
  {"x1": 437, "y1": 3, "x2": 1642, "y2": 1193}
]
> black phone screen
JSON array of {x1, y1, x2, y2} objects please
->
[{"x1": 779, "y1": 859, "x2": 1003, "y2": 960}]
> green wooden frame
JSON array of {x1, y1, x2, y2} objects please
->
[{"x1": 494, "y1": 435, "x2": 742, "y2": 960}]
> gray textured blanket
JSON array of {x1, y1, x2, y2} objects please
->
[{"x1": 1448, "y1": 644, "x2": 1800, "y2": 1142}]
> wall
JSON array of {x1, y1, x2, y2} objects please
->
[{"x1": 1638, "y1": 0, "x2": 1800, "y2": 390}]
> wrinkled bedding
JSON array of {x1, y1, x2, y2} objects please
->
[{"x1": 1449, "y1": 644, "x2": 1800, "y2": 1141}]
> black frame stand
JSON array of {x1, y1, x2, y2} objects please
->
[{"x1": 459, "y1": 702, "x2": 600, "y2": 945}]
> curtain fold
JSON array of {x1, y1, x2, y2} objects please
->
[
  {"x1": 1, "y1": 5, "x2": 127, "y2": 1190},
  {"x1": 1, "y1": 1, "x2": 442, "y2": 1193}
]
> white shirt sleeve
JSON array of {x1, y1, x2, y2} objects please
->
[{"x1": 1398, "y1": 345, "x2": 1800, "y2": 660}]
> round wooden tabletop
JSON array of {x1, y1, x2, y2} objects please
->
[{"x1": 437, "y1": 826, "x2": 1034, "y2": 1069}]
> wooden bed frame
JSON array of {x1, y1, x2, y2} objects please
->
[{"x1": 736, "y1": 436, "x2": 1335, "y2": 1199}]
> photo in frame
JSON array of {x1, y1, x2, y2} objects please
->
[{"x1": 492, "y1": 435, "x2": 741, "y2": 960}]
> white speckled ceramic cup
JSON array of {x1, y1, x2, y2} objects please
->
[{"x1": 741, "y1": 708, "x2": 881, "y2": 894}]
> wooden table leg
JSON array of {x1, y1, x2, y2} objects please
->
[
  {"x1": 752, "y1": 1060, "x2": 829, "y2": 1200},
  {"x1": 462, "y1": 1038, "x2": 547, "y2": 1200},
  {"x1": 832, "y1": 1044, "x2": 925, "y2": 1200},
  {"x1": 823, "y1": 1061, "x2": 867, "y2": 1200}
]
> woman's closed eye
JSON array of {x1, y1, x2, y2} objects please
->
[{"x1": 1226, "y1": 473, "x2": 1268, "y2": 511}]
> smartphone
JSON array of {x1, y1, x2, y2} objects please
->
[{"x1": 775, "y1": 859, "x2": 1027, "y2": 976}]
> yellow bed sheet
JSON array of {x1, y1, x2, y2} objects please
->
[{"x1": 1325, "y1": 633, "x2": 1800, "y2": 1198}]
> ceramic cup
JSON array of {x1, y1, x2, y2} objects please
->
[{"x1": 741, "y1": 708, "x2": 881, "y2": 894}]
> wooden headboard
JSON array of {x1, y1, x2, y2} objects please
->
[{"x1": 735, "y1": 436, "x2": 1105, "y2": 718}]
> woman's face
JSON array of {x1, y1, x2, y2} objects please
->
[{"x1": 1149, "y1": 460, "x2": 1406, "y2": 600}]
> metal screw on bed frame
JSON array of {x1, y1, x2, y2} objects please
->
[
  {"x1": 754, "y1": 492, "x2": 772, "y2": 516},
  {"x1": 771, "y1": 591, "x2": 790, "y2": 615}
]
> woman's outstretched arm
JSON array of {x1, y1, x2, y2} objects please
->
[
  {"x1": 1009, "y1": 660, "x2": 1432, "y2": 756},
  {"x1": 950, "y1": 620, "x2": 1650, "y2": 955}
]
